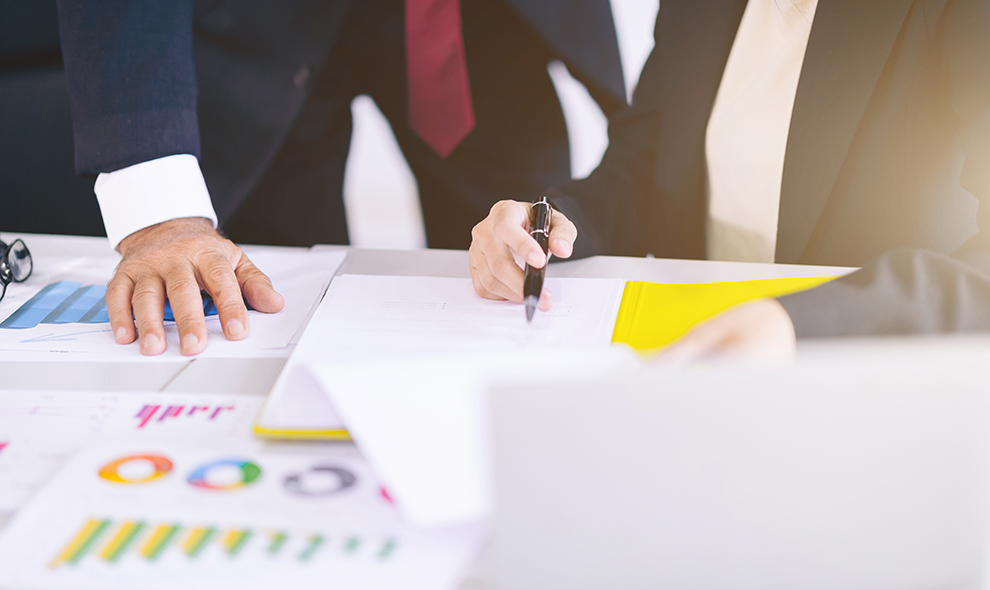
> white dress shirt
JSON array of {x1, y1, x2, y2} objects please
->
[
  {"x1": 95, "y1": 154, "x2": 217, "y2": 250},
  {"x1": 705, "y1": 0, "x2": 819, "y2": 263}
]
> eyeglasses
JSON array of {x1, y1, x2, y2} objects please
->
[{"x1": 0, "y1": 238, "x2": 33, "y2": 303}]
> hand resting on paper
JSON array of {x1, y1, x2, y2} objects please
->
[
  {"x1": 110, "y1": 217, "x2": 284, "y2": 356},
  {"x1": 468, "y1": 200, "x2": 576, "y2": 310},
  {"x1": 659, "y1": 298, "x2": 797, "y2": 363}
]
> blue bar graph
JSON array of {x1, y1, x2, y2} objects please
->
[{"x1": 1, "y1": 281, "x2": 223, "y2": 330}]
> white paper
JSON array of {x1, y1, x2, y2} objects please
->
[
  {"x1": 305, "y1": 347, "x2": 643, "y2": 527},
  {"x1": 0, "y1": 440, "x2": 484, "y2": 590},
  {"x1": 255, "y1": 275, "x2": 626, "y2": 435},
  {"x1": 0, "y1": 391, "x2": 263, "y2": 511},
  {"x1": 0, "y1": 248, "x2": 347, "y2": 361},
  {"x1": 299, "y1": 275, "x2": 625, "y2": 360}
]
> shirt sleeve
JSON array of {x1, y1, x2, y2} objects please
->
[{"x1": 94, "y1": 154, "x2": 218, "y2": 251}]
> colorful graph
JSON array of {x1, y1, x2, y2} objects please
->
[
  {"x1": 186, "y1": 458, "x2": 262, "y2": 491},
  {"x1": 0, "y1": 281, "x2": 222, "y2": 330},
  {"x1": 283, "y1": 465, "x2": 356, "y2": 496},
  {"x1": 50, "y1": 518, "x2": 398, "y2": 568},
  {"x1": 98, "y1": 455, "x2": 174, "y2": 484}
]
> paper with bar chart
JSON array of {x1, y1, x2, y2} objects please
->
[
  {"x1": 0, "y1": 247, "x2": 346, "y2": 360},
  {"x1": 0, "y1": 441, "x2": 484, "y2": 590},
  {"x1": 0, "y1": 391, "x2": 263, "y2": 511}
]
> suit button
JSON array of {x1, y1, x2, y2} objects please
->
[{"x1": 293, "y1": 64, "x2": 312, "y2": 89}]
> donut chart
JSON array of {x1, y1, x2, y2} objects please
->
[
  {"x1": 98, "y1": 454, "x2": 173, "y2": 484},
  {"x1": 283, "y1": 465, "x2": 356, "y2": 496},
  {"x1": 187, "y1": 458, "x2": 262, "y2": 491}
]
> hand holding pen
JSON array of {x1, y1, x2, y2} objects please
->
[{"x1": 468, "y1": 198, "x2": 578, "y2": 310}]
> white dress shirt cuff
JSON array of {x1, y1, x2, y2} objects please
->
[{"x1": 94, "y1": 154, "x2": 219, "y2": 251}]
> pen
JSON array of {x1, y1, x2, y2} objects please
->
[{"x1": 523, "y1": 196, "x2": 552, "y2": 323}]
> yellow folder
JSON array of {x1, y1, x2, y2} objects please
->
[{"x1": 611, "y1": 276, "x2": 836, "y2": 352}]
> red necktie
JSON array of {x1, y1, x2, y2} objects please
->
[{"x1": 405, "y1": 0, "x2": 475, "y2": 158}]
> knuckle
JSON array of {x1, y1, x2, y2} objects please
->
[
  {"x1": 131, "y1": 283, "x2": 161, "y2": 302},
  {"x1": 471, "y1": 275, "x2": 487, "y2": 297},
  {"x1": 173, "y1": 310, "x2": 205, "y2": 328},
  {"x1": 489, "y1": 258, "x2": 510, "y2": 281},
  {"x1": 105, "y1": 282, "x2": 131, "y2": 300},
  {"x1": 479, "y1": 271, "x2": 501, "y2": 293},
  {"x1": 205, "y1": 265, "x2": 235, "y2": 287},
  {"x1": 216, "y1": 301, "x2": 245, "y2": 318},
  {"x1": 167, "y1": 278, "x2": 200, "y2": 297}
]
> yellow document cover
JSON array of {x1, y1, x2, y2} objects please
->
[{"x1": 611, "y1": 276, "x2": 836, "y2": 352}]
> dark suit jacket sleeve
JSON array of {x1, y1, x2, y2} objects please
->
[
  {"x1": 778, "y1": 0, "x2": 990, "y2": 338},
  {"x1": 56, "y1": 0, "x2": 199, "y2": 175},
  {"x1": 546, "y1": 48, "x2": 664, "y2": 259}
]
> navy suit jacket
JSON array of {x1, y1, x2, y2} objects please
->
[{"x1": 56, "y1": 0, "x2": 625, "y2": 222}]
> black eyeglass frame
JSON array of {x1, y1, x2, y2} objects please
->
[{"x1": 0, "y1": 238, "x2": 33, "y2": 303}]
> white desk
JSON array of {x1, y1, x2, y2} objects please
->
[
  {"x1": 1, "y1": 233, "x2": 847, "y2": 395},
  {"x1": 0, "y1": 233, "x2": 850, "y2": 587}
]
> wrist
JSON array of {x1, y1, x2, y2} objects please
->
[{"x1": 119, "y1": 217, "x2": 216, "y2": 255}]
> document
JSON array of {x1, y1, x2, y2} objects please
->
[
  {"x1": 302, "y1": 275, "x2": 625, "y2": 359},
  {"x1": 0, "y1": 391, "x2": 263, "y2": 511},
  {"x1": 254, "y1": 275, "x2": 626, "y2": 438},
  {"x1": 0, "y1": 440, "x2": 484, "y2": 590},
  {"x1": 0, "y1": 248, "x2": 347, "y2": 360}
]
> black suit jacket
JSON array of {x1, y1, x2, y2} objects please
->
[
  {"x1": 55, "y1": 0, "x2": 625, "y2": 225},
  {"x1": 551, "y1": 0, "x2": 990, "y2": 338}
]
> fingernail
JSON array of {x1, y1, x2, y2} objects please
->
[
  {"x1": 554, "y1": 239, "x2": 572, "y2": 257},
  {"x1": 141, "y1": 334, "x2": 159, "y2": 350},
  {"x1": 181, "y1": 333, "x2": 199, "y2": 351},
  {"x1": 527, "y1": 251, "x2": 544, "y2": 267},
  {"x1": 114, "y1": 327, "x2": 127, "y2": 343},
  {"x1": 227, "y1": 319, "x2": 245, "y2": 336}
]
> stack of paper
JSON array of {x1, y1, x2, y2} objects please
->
[{"x1": 254, "y1": 274, "x2": 627, "y2": 439}]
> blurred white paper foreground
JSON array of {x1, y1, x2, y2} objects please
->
[
  {"x1": 306, "y1": 348, "x2": 643, "y2": 528},
  {"x1": 255, "y1": 275, "x2": 626, "y2": 436},
  {"x1": 0, "y1": 248, "x2": 346, "y2": 361},
  {"x1": 0, "y1": 440, "x2": 483, "y2": 590},
  {"x1": 0, "y1": 391, "x2": 263, "y2": 511}
]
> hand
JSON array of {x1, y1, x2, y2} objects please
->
[
  {"x1": 658, "y1": 298, "x2": 797, "y2": 364},
  {"x1": 469, "y1": 200, "x2": 577, "y2": 310},
  {"x1": 110, "y1": 217, "x2": 285, "y2": 356}
]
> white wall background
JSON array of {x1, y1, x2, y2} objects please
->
[{"x1": 342, "y1": 0, "x2": 660, "y2": 249}]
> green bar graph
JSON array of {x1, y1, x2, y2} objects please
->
[
  {"x1": 182, "y1": 527, "x2": 216, "y2": 559},
  {"x1": 299, "y1": 535, "x2": 324, "y2": 562},
  {"x1": 100, "y1": 521, "x2": 145, "y2": 563},
  {"x1": 267, "y1": 532, "x2": 288, "y2": 555},
  {"x1": 378, "y1": 538, "x2": 397, "y2": 560}
]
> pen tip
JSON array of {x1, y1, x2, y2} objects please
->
[{"x1": 524, "y1": 296, "x2": 537, "y2": 323}]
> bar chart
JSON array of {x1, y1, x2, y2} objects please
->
[
  {"x1": 49, "y1": 517, "x2": 399, "y2": 568},
  {"x1": 0, "y1": 281, "x2": 222, "y2": 329}
]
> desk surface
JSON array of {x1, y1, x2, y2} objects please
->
[
  {"x1": 0, "y1": 233, "x2": 851, "y2": 587},
  {"x1": 1, "y1": 233, "x2": 848, "y2": 395}
]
